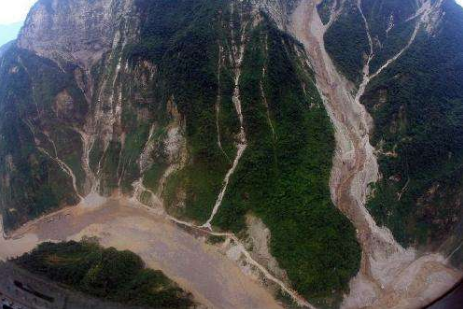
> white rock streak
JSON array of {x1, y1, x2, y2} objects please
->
[
  {"x1": 24, "y1": 121, "x2": 84, "y2": 201},
  {"x1": 216, "y1": 45, "x2": 232, "y2": 162},
  {"x1": 131, "y1": 124, "x2": 165, "y2": 209},
  {"x1": 370, "y1": 0, "x2": 444, "y2": 82},
  {"x1": 290, "y1": 1, "x2": 460, "y2": 308},
  {"x1": 135, "y1": 201, "x2": 313, "y2": 308},
  {"x1": 202, "y1": 8, "x2": 248, "y2": 229},
  {"x1": 80, "y1": 6, "x2": 136, "y2": 194}
]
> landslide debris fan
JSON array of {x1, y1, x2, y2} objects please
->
[
  {"x1": 0, "y1": 0, "x2": 360, "y2": 305},
  {"x1": 321, "y1": 0, "x2": 463, "y2": 263},
  {"x1": 2, "y1": 0, "x2": 463, "y2": 307}
]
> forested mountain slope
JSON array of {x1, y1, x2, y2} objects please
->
[
  {"x1": 0, "y1": 0, "x2": 360, "y2": 307},
  {"x1": 0, "y1": 0, "x2": 462, "y2": 308},
  {"x1": 320, "y1": 0, "x2": 463, "y2": 259},
  {"x1": 304, "y1": 0, "x2": 463, "y2": 307}
]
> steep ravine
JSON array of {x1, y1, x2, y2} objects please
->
[
  {"x1": 2, "y1": 0, "x2": 461, "y2": 307},
  {"x1": 203, "y1": 9, "x2": 249, "y2": 229},
  {"x1": 1, "y1": 1, "x2": 317, "y2": 307},
  {"x1": 289, "y1": 0, "x2": 461, "y2": 308}
]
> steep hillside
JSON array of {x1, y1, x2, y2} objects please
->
[
  {"x1": 1, "y1": 0, "x2": 462, "y2": 308},
  {"x1": 129, "y1": 1, "x2": 361, "y2": 302},
  {"x1": 363, "y1": 0, "x2": 463, "y2": 257},
  {"x1": 288, "y1": 0, "x2": 462, "y2": 307},
  {"x1": 318, "y1": 0, "x2": 463, "y2": 254},
  {"x1": 0, "y1": 40, "x2": 14, "y2": 58},
  {"x1": 0, "y1": 0, "x2": 140, "y2": 229},
  {"x1": 318, "y1": 0, "x2": 463, "y2": 259},
  {"x1": 0, "y1": 0, "x2": 361, "y2": 307}
]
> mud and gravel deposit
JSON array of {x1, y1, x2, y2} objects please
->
[
  {"x1": 0, "y1": 199, "x2": 283, "y2": 309},
  {"x1": 2, "y1": 0, "x2": 463, "y2": 308},
  {"x1": 288, "y1": 0, "x2": 461, "y2": 308}
]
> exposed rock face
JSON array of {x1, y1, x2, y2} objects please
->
[
  {"x1": 1, "y1": 0, "x2": 361, "y2": 305},
  {"x1": 1, "y1": 0, "x2": 463, "y2": 308},
  {"x1": 0, "y1": 0, "x2": 146, "y2": 230},
  {"x1": 17, "y1": 0, "x2": 130, "y2": 68},
  {"x1": 286, "y1": 0, "x2": 463, "y2": 308},
  {"x1": 245, "y1": 215, "x2": 288, "y2": 283}
]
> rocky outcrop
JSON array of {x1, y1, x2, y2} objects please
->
[
  {"x1": 1, "y1": 0, "x2": 362, "y2": 305},
  {"x1": 288, "y1": 0, "x2": 462, "y2": 308},
  {"x1": 2, "y1": 0, "x2": 462, "y2": 307},
  {"x1": 0, "y1": 0, "x2": 146, "y2": 231},
  {"x1": 17, "y1": 0, "x2": 136, "y2": 68}
]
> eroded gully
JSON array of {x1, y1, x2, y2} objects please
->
[
  {"x1": 202, "y1": 10, "x2": 248, "y2": 230},
  {"x1": 127, "y1": 7, "x2": 312, "y2": 306},
  {"x1": 290, "y1": 0, "x2": 461, "y2": 308}
]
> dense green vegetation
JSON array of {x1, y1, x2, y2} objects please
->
[
  {"x1": 321, "y1": 0, "x2": 463, "y2": 253},
  {"x1": 211, "y1": 16, "x2": 360, "y2": 304},
  {"x1": 363, "y1": 0, "x2": 463, "y2": 248},
  {"x1": 129, "y1": 0, "x2": 236, "y2": 221},
  {"x1": 324, "y1": 0, "x2": 369, "y2": 84},
  {"x1": 14, "y1": 240, "x2": 194, "y2": 308},
  {"x1": 317, "y1": 0, "x2": 341, "y2": 25},
  {"x1": 129, "y1": 0, "x2": 361, "y2": 303},
  {"x1": 361, "y1": 0, "x2": 416, "y2": 40},
  {"x1": 2, "y1": 0, "x2": 363, "y2": 304},
  {"x1": 360, "y1": 0, "x2": 418, "y2": 73},
  {"x1": 323, "y1": 0, "x2": 421, "y2": 82},
  {"x1": 0, "y1": 48, "x2": 85, "y2": 231}
]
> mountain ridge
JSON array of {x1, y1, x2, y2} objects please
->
[{"x1": 0, "y1": 0, "x2": 462, "y2": 308}]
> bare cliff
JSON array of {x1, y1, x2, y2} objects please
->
[{"x1": 1, "y1": 0, "x2": 463, "y2": 308}]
